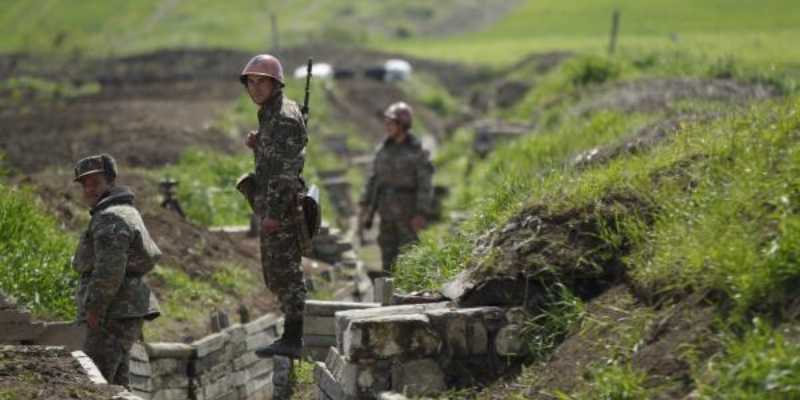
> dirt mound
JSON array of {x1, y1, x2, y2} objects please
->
[
  {"x1": 572, "y1": 78, "x2": 779, "y2": 115},
  {"x1": 444, "y1": 193, "x2": 651, "y2": 308},
  {"x1": 572, "y1": 112, "x2": 720, "y2": 168},
  {"x1": 484, "y1": 286, "x2": 717, "y2": 399},
  {"x1": 0, "y1": 346, "x2": 124, "y2": 399}
]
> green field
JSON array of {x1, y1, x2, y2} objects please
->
[
  {"x1": 383, "y1": 0, "x2": 800, "y2": 66},
  {"x1": 0, "y1": 0, "x2": 500, "y2": 56},
  {"x1": 3, "y1": 1, "x2": 798, "y2": 68}
]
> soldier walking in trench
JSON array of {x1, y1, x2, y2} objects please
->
[
  {"x1": 71, "y1": 154, "x2": 161, "y2": 387},
  {"x1": 359, "y1": 102, "x2": 435, "y2": 275},
  {"x1": 237, "y1": 54, "x2": 310, "y2": 359}
]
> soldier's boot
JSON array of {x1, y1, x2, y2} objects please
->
[{"x1": 255, "y1": 319, "x2": 303, "y2": 359}]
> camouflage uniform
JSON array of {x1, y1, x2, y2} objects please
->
[
  {"x1": 252, "y1": 91, "x2": 308, "y2": 325},
  {"x1": 72, "y1": 185, "x2": 161, "y2": 386},
  {"x1": 361, "y1": 134, "x2": 434, "y2": 272}
]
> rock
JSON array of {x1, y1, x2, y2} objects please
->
[
  {"x1": 442, "y1": 271, "x2": 532, "y2": 307},
  {"x1": 334, "y1": 302, "x2": 449, "y2": 349},
  {"x1": 425, "y1": 307, "x2": 503, "y2": 357},
  {"x1": 243, "y1": 313, "x2": 281, "y2": 335},
  {"x1": 315, "y1": 361, "x2": 352, "y2": 400},
  {"x1": 323, "y1": 346, "x2": 391, "y2": 397},
  {"x1": 305, "y1": 300, "x2": 380, "y2": 317},
  {"x1": 150, "y1": 388, "x2": 190, "y2": 400},
  {"x1": 495, "y1": 324, "x2": 528, "y2": 356},
  {"x1": 71, "y1": 350, "x2": 108, "y2": 385},
  {"x1": 379, "y1": 392, "x2": 410, "y2": 400},
  {"x1": 343, "y1": 314, "x2": 441, "y2": 361},
  {"x1": 146, "y1": 342, "x2": 194, "y2": 359},
  {"x1": 374, "y1": 278, "x2": 394, "y2": 306},
  {"x1": 112, "y1": 390, "x2": 147, "y2": 400},
  {"x1": 391, "y1": 359, "x2": 446, "y2": 397},
  {"x1": 150, "y1": 357, "x2": 190, "y2": 376},
  {"x1": 36, "y1": 321, "x2": 86, "y2": 351},
  {"x1": 304, "y1": 316, "x2": 336, "y2": 336},
  {"x1": 192, "y1": 330, "x2": 229, "y2": 358},
  {"x1": 305, "y1": 335, "x2": 337, "y2": 348}
]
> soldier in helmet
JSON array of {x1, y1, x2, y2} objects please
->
[
  {"x1": 359, "y1": 102, "x2": 434, "y2": 274},
  {"x1": 238, "y1": 54, "x2": 309, "y2": 358},
  {"x1": 71, "y1": 154, "x2": 161, "y2": 387}
]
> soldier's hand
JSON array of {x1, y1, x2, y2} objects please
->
[
  {"x1": 261, "y1": 217, "x2": 280, "y2": 235},
  {"x1": 411, "y1": 215, "x2": 427, "y2": 233},
  {"x1": 86, "y1": 311, "x2": 100, "y2": 330},
  {"x1": 245, "y1": 130, "x2": 258, "y2": 149}
]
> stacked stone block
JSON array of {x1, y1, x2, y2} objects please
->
[
  {"x1": 303, "y1": 300, "x2": 381, "y2": 361},
  {"x1": 124, "y1": 313, "x2": 283, "y2": 400}
]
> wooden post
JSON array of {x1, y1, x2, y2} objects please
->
[
  {"x1": 608, "y1": 9, "x2": 620, "y2": 55},
  {"x1": 271, "y1": 13, "x2": 280, "y2": 51}
]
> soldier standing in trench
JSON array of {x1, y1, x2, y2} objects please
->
[
  {"x1": 237, "y1": 54, "x2": 309, "y2": 358},
  {"x1": 71, "y1": 154, "x2": 161, "y2": 387},
  {"x1": 359, "y1": 102, "x2": 435, "y2": 276}
]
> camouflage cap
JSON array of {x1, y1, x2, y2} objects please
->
[{"x1": 74, "y1": 154, "x2": 118, "y2": 182}]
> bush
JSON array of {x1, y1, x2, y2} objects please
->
[
  {"x1": 565, "y1": 56, "x2": 622, "y2": 87},
  {"x1": 0, "y1": 184, "x2": 77, "y2": 319}
]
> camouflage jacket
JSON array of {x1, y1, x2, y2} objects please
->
[
  {"x1": 360, "y1": 134, "x2": 435, "y2": 221},
  {"x1": 252, "y1": 92, "x2": 308, "y2": 220},
  {"x1": 72, "y1": 186, "x2": 161, "y2": 321}
]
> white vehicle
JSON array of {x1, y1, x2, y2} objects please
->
[
  {"x1": 293, "y1": 62, "x2": 333, "y2": 80},
  {"x1": 383, "y1": 59, "x2": 413, "y2": 82}
]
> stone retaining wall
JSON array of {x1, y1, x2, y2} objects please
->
[
  {"x1": 128, "y1": 313, "x2": 282, "y2": 400},
  {"x1": 314, "y1": 303, "x2": 526, "y2": 399}
]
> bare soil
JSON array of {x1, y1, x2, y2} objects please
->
[
  {"x1": 0, "y1": 346, "x2": 124, "y2": 400},
  {"x1": 572, "y1": 77, "x2": 779, "y2": 115}
]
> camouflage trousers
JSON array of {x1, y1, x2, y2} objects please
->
[
  {"x1": 260, "y1": 223, "x2": 307, "y2": 324},
  {"x1": 378, "y1": 218, "x2": 419, "y2": 273},
  {"x1": 83, "y1": 317, "x2": 143, "y2": 387}
]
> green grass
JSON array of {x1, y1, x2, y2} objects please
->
[
  {"x1": 381, "y1": 0, "x2": 800, "y2": 67},
  {"x1": 0, "y1": 0, "x2": 496, "y2": 56},
  {"x1": 0, "y1": 183, "x2": 77, "y2": 319},
  {"x1": 163, "y1": 148, "x2": 252, "y2": 227},
  {"x1": 695, "y1": 319, "x2": 800, "y2": 399}
]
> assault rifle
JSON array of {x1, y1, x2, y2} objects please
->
[{"x1": 301, "y1": 58, "x2": 313, "y2": 125}]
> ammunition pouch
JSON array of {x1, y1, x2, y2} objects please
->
[
  {"x1": 236, "y1": 172, "x2": 257, "y2": 211},
  {"x1": 296, "y1": 185, "x2": 321, "y2": 256}
]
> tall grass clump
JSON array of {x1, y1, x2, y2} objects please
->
[
  {"x1": 695, "y1": 319, "x2": 800, "y2": 399},
  {"x1": 0, "y1": 184, "x2": 77, "y2": 319}
]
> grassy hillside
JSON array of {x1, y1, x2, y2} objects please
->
[
  {"x1": 0, "y1": 0, "x2": 512, "y2": 56},
  {"x1": 0, "y1": 182, "x2": 77, "y2": 319},
  {"x1": 383, "y1": 0, "x2": 800, "y2": 66},
  {"x1": 388, "y1": 44, "x2": 800, "y2": 396}
]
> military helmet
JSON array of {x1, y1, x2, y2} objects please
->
[
  {"x1": 240, "y1": 54, "x2": 285, "y2": 86},
  {"x1": 384, "y1": 101, "x2": 413, "y2": 129},
  {"x1": 74, "y1": 154, "x2": 117, "y2": 182}
]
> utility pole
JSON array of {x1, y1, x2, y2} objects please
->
[
  {"x1": 608, "y1": 9, "x2": 620, "y2": 55},
  {"x1": 271, "y1": 13, "x2": 280, "y2": 51}
]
